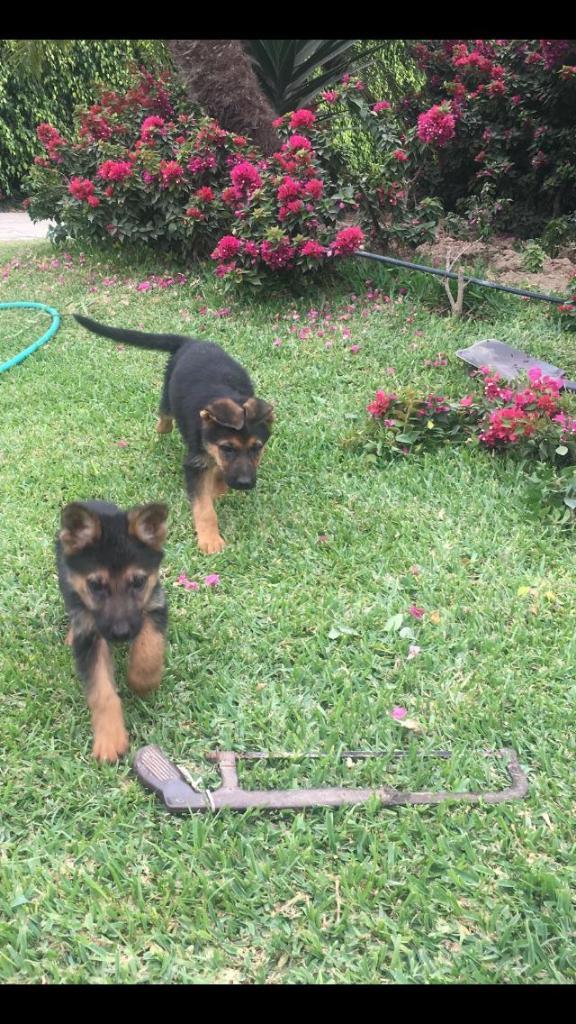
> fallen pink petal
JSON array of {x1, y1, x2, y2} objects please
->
[
  {"x1": 408, "y1": 605, "x2": 425, "y2": 619},
  {"x1": 391, "y1": 706, "x2": 408, "y2": 720},
  {"x1": 204, "y1": 574, "x2": 220, "y2": 587},
  {"x1": 116, "y1": 439, "x2": 128, "y2": 448},
  {"x1": 349, "y1": 344, "x2": 361, "y2": 354},
  {"x1": 407, "y1": 644, "x2": 422, "y2": 660}
]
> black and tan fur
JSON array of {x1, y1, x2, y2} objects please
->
[
  {"x1": 57, "y1": 500, "x2": 168, "y2": 762},
  {"x1": 74, "y1": 315, "x2": 273, "y2": 555}
]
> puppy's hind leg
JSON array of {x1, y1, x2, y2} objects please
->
[
  {"x1": 156, "y1": 356, "x2": 175, "y2": 433},
  {"x1": 156, "y1": 415, "x2": 174, "y2": 434}
]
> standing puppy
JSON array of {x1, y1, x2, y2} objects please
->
[
  {"x1": 74, "y1": 315, "x2": 274, "y2": 554},
  {"x1": 57, "y1": 500, "x2": 168, "y2": 762}
]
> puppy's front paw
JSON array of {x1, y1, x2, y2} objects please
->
[
  {"x1": 92, "y1": 722, "x2": 130, "y2": 763},
  {"x1": 198, "y1": 534, "x2": 226, "y2": 555}
]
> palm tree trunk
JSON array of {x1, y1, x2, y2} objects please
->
[{"x1": 167, "y1": 39, "x2": 280, "y2": 155}]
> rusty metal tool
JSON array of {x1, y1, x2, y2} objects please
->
[{"x1": 133, "y1": 746, "x2": 528, "y2": 813}]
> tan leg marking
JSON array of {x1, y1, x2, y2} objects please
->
[
  {"x1": 156, "y1": 415, "x2": 174, "y2": 434},
  {"x1": 191, "y1": 466, "x2": 227, "y2": 554},
  {"x1": 87, "y1": 639, "x2": 129, "y2": 763},
  {"x1": 127, "y1": 616, "x2": 165, "y2": 695},
  {"x1": 65, "y1": 626, "x2": 74, "y2": 646}
]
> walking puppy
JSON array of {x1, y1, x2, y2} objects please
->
[
  {"x1": 57, "y1": 500, "x2": 168, "y2": 762},
  {"x1": 74, "y1": 315, "x2": 274, "y2": 554}
]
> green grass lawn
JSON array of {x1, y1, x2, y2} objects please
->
[{"x1": 1, "y1": 241, "x2": 575, "y2": 983}]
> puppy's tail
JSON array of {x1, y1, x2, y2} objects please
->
[{"x1": 74, "y1": 314, "x2": 186, "y2": 353}]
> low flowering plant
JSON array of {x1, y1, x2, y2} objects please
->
[{"x1": 353, "y1": 365, "x2": 576, "y2": 473}]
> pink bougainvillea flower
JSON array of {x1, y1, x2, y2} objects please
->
[
  {"x1": 140, "y1": 115, "x2": 165, "y2": 142},
  {"x1": 176, "y1": 573, "x2": 199, "y2": 591},
  {"x1": 367, "y1": 390, "x2": 397, "y2": 418},
  {"x1": 408, "y1": 605, "x2": 425, "y2": 619},
  {"x1": 98, "y1": 159, "x2": 133, "y2": 182},
  {"x1": 204, "y1": 574, "x2": 220, "y2": 587},
  {"x1": 460, "y1": 395, "x2": 474, "y2": 407},
  {"x1": 407, "y1": 644, "x2": 421, "y2": 660},
  {"x1": 211, "y1": 235, "x2": 243, "y2": 262},
  {"x1": 68, "y1": 176, "x2": 96, "y2": 202},
  {"x1": 393, "y1": 149, "x2": 409, "y2": 161},
  {"x1": 303, "y1": 178, "x2": 324, "y2": 200},
  {"x1": 273, "y1": 338, "x2": 283, "y2": 347},
  {"x1": 300, "y1": 239, "x2": 325, "y2": 259},
  {"x1": 373, "y1": 100, "x2": 391, "y2": 112},
  {"x1": 195, "y1": 185, "x2": 215, "y2": 203},
  {"x1": 417, "y1": 105, "x2": 456, "y2": 146},
  {"x1": 321, "y1": 89, "x2": 340, "y2": 103},
  {"x1": 287, "y1": 134, "x2": 312, "y2": 151},
  {"x1": 391, "y1": 706, "x2": 408, "y2": 720},
  {"x1": 349, "y1": 344, "x2": 361, "y2": 354},
  {"x1": 331, "y1": 226, "x2": 365, "y2": 255},
  {"x1": 290, "y1": 108, "x2": 316, "y2": 129},
  {"x1": 136, "y1": 281, "x2": 152, "y2": 292},
  {"x1": 231, "y1": 160, "x2": 262, "y2": 192}
]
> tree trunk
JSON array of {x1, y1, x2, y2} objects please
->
[{"x1": 167, "y1": 39, "x2": 281, "y2": 156}]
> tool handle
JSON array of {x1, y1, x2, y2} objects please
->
[{"x1": 561, "y1": 379, "x2": 576, "y2": 393}]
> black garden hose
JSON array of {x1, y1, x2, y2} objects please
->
[{"x1": 356, "y1": 249, "x2": 570, "y2": 306}]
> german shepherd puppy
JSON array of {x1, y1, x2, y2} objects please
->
[
  {"x1": 57, "y1": 500, "x2": 168, "y2": 762},
  {"x1": 74, "y1": 315, "x2": 274, "y2": 555}
]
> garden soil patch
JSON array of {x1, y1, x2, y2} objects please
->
[{"x1": 415, "y1": 229, "x2": 576, "y2": 296}]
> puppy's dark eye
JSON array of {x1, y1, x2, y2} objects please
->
[
  {"x1": 219, "y1": 444, "x2": 236, "y2": 456},
  {"x1": 130, "y1": 575, "x2": 147, "y2": 590},
  {"x1": 88, "y1": 577, "x2": 107, "y2": 594},
  {"x1": 250, "y1": 443, "x2": 263, "y2": 454}
]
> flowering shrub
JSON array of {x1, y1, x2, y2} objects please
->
[
  {"x1": 357, "y1": 367, "x2": 576, "y2": 470},
  {"x1": 550, "y1": 289, "x2": 576, "y2": 331},
  {"x1": 26, "y1": 68, "x2": 372, "y2": 286},
  {"x1": 398, "y1": 40, "x2": 576, "y2": 238}
]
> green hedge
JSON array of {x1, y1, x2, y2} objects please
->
[{"x1": 0, "y1": 40, "x2": 168, "y2": 199}]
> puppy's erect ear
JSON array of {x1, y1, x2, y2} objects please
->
[
  {"x1": 243, "y1": 397, "x2": 274, "y2": 425},
  {"x1": 128, "y1": 503, "x2": 169, "y2": 551},
  {"x1": 60, "y1": 503, "x2": 102, "y2": 555},
  {"x1": 199, "y1": 398, "x2": 245, "y2": 430}
]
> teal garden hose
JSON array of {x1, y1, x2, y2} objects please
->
[{"x1": 0, "y1": 301, "x2": 61, "y2": 374}]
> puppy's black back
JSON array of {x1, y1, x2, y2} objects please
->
[
  {"x1": 165, "y1": 342, "x2": 254, "y2": 442},
  {"x1": 74, "y1": 315, "x2": 256, "y2": 446}
]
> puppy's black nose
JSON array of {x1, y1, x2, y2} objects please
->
[{"x1": 233, "y1": 478, "x2": 255, "y2": 490}]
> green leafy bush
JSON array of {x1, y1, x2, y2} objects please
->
[{"x1": 0, "y1": 39, "x2": 165, "y2": 198}]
